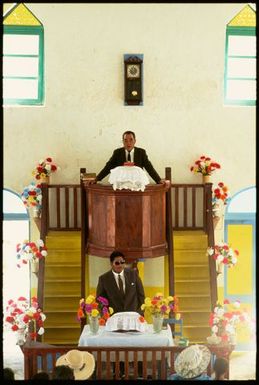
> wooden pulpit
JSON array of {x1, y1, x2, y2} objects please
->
[{"x1": 81, "y1": 182, "x2": 169, "y2": 260}]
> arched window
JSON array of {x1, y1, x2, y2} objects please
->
[
  {"x1": 224, "y1": 186, "x2": 256, "y2": 349},
  {"x1": 3, "y1": 189, "x2": 30, "y2": 300}
]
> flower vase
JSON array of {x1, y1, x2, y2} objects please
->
[
  {"x1": 16, "y1": 328, "x2": 27, "y2": 345},
  {"x1": 33, "y1": 207, "x2": 41, "y2": 218},
  {"x1": 229, "y1": 334, "x2": 237, "y2": 345},
  {"x1": 89, "y1": 316, "x2": 99, "y2": 334},
  {"x1": 41, "y1": 175, "x2": 49, "y2": 184},
  {"x1": 216, "y1": 261, "x2": 223, "y2": 275},
  {"x1": 31, "y1": 260, "x2": 39, "y2": 274},
  {"x1": 152, "y1": 314, "x2": 164, "y2": 333},
  {"x1": 202, "y1": 175, "x2": 210, "y2": 184}
]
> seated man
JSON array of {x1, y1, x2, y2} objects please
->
[{"x1": 93, "y1": 131, "x2": 164, "y2": 184}]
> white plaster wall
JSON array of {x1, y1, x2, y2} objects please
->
[
  {"x1": 4, "y1": 3, "x2": 255, "y2": 195},
  {"x1": 3, "y1": 4, "x2": 256, "y2": 290}
]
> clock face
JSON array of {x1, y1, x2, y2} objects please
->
[{"x1": 127, "y1": 64, "x2": 140, "y2": 78}]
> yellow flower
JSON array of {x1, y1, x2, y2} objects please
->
[
  {"x1": 175, "y1": 313, "x2": 181, "y2": 320},
  {"x1": 79, "y1": 298, "x2": 85, "y2": 305},
  {"x1": 85, "y1": 295, "x2": 95, "y2": 304},
  {"x1": 91, "y1": 309, "x2": 99, "y2": 317},
  {"x1": 167, "y1": 296, "x2": 174, "y2": 302},
  {"x1": 109, "y1": 307, "x2": 114, "y2": 315},
  {"x1": 144, "y1": 298, "x2": 152, "y2": 306}
]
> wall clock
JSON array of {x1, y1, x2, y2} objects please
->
[{"x1": 124, "y1": 55, "x2": 143, "y2": 105}]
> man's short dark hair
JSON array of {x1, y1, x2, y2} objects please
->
[
  {"x1": 4, "y1": 368, "x2": 15, "y2": 380},
  {"x1": 213, "y1": 357, "x2": 228, "y2": 376},
  {"x1": 52, "y1": 365, "x2": 75, "y2": 380},
  {"x1": 122, "y1": 131, "x2": 136, "y2": 140},
  {"x1": 31, "y1": 371, "x2": 50, "y2": 380},
  {"x1": 110, "y1": 250, "x2": 126, "y2": 263}
]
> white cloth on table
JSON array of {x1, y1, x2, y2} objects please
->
[
  {"x1": 108, "y1": 166, "x2": 150, "y2": 191},
  {"x1": 78, "y1": 324, "x2": 174, "y2": 362},
  {"x1": 105, "y1": 311, "x2": 147, "y2": 332}
]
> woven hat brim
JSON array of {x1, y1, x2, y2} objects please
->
[
  {"x1": 56, "y1": 351, "x2": 95, "y2": 380},
  {"x1": 175, "y1": 345, "x2": 211, "y2": 379}
]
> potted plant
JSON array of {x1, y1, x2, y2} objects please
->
[
  {"x1": 190, "y1": 155, "x2": 221, "y2": 183},
  {"x1": 208, "y1": 299, "x2": 253, "y2": 345},
  {"x1": 32, "y1": 157, "x2": 60, "y2": 182},
  {"x1": 21, "y1": 182, "x2": 42, "y2": 217},
  {"x1": 140, "y1": 293, "x2": 181, "y2": 333},
  {"x1": 212, "y1": 182, "x2": 230, "y2": 219},
  {"x1": 77, "y1": 295, "x2": 114, "y2": 334},
  {"x1": 4, "y1": 296, "x2": 46, "y2": 345},
  {"x1": 16, "y1": 239, "x2": 48, "y2": 272},
  {"x1": 207, "y1": 243, "x2": 239, "y2": 274}
]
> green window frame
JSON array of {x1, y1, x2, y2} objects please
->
[
  {"x1": 3, "y1": 25, "x2": 44, "y2": 106},
  {"x1": 224, "y1": 26, "x2": 256, "y2": 106}
]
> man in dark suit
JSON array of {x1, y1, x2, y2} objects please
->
[
  {"x1": 96, "y1": 250, "x2": 145, "y2": 314},
  {"x1": 96, "y1": 250, "x2": 145, "y2": 379},
  {"x1": 95, "y1": 131, "x2": 163, "y2": 184}
]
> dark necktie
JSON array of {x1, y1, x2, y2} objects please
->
[
  {"x1": 118, "y1": 274, "x2": 124, "y2": 294},
  {"x1": 127, "y1": 151, "x2": 131, "y2": 162}
]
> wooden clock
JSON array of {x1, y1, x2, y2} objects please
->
[{"x1": 124, "y1": 55, "x2": 143, "y2": 105}]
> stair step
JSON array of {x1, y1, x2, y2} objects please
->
[
  {"x1": 46, "y1": 250, "x2": 81, "y2": 263},
  {"x1": 44, "y1": 325, "x2": 80, "y2": 329},
  {"x1": 175, "y1": 266, "x2": 209, "y2": 279},
  {"x1": 175, "y1": 281, "x2": 210, "y2": 295},
  {"x1": 173, "y1": 250, "x2": 208, "y2": 263},
  {"x1": 176, "y1": 279, "x2": 209, "y2": 283},
  {"x1": 45, "y1": 279, "x2": 81, "y2": 282},
  {"x1": 44, "y1": 281, "x2": 80, "y2": 295}
]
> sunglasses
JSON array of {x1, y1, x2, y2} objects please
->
[{"x1": 114, "y1": 261, "x2": 125, "y2": 265}]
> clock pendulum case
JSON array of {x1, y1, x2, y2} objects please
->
[{"x1": 124, "y1": 54, "x2": 143, "y2": 105}]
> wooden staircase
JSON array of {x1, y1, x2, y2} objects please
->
[
  {"x1": 173, "y1": 230, "x2": 212, "y2": 344},
  {"x1": 42, "y1": 231, "x2": 81, "y2": 345}
]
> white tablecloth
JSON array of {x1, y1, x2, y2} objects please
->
[
  {"x1": 78, "y1": 324, "x2": 173, "y2": 347},
  {"x1": 108, "y1": 166, "x2": 150, "y2": 191},
  {"x1": 78, "y1": 324, "x2": 174, "y2": 362}
]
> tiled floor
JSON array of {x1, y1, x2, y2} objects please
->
[{"x1": 3, "y1": 330, "x2": 256, "y2": 380}]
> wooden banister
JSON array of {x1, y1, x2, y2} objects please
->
[
  {"x1": 22, "y1": 341, "x2": 234, "y2": 380},
  {"x1": 165, "y1": 167, "x2": 174, "y2": 296}
]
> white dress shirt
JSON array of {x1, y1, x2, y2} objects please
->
[
  {"x1": 125, "y1": 148, "x2": 134, "y2": 162},
  {"x1": 112, "y1": 270, "x2": 125, "y2": 292}
]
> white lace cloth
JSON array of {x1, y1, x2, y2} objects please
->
[
  {"x1": 105, "y1": 311, "x2": 147, "y2": 332},
  {"x1": 108, "y1": 166, "x2": 150, "y2": 191}
]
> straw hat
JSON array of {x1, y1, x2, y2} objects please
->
[
  {"x1": 174, "y1": 344, "x2": 211, "y2": 379},
  {"x1": 56, "y1": 349, "x2": 95, "y2": 380}
]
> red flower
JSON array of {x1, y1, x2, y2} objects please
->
[
  {"x1": 139, "y1": 316, "x2": 145, "y2": 323},
  {"x1": 223, "y1": 299, "x2": 230, "y2": 304},
  {"x1": 11, "y1": 325, "x2": 19, "y2": 331},
  {"x1": 46, "y1": 157, "x2": 52, "y2": 162},
  {"x1": 5, "y1": 316, "x2": 14, "y2": 323},
  {"x1": 99, "y1": 318, "x2": 106, "y2": 326}
]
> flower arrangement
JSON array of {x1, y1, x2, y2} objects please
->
[
  {"x1": 141, "y1": 292, "x2": 181, "y2": 319},
  {"x1": 16, "y1": 239, "x2": 48, "y2": 268},
  {"x1": 207, "y1": 243, "x2": 239, "y2": 268},
  {"x1": 21, "y1": 182, "x2": 42, "y2": 208},
  {"x1": 77, "y1": 295, "x2": 114, "y2": 326},
  {"x1": 190, "y1": 155, "x2": 221, "y2": 176},
  {"x1": 213, "y1": 182, "x2": 230, "y2": 205},
  {"x1": 209, "y1": 299, "x2": 252, "y2": 343},
  {"x1": 4, "y1": 296, "x2": 46, "y2": 340},
  {"x1": 32, "y1": 157, "x2": 59, "y2": 180}
]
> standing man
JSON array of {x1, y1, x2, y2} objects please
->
[
  {"x1": 96, "y1": 250, "x2": 145, "y2": 314},
  {"x1": 94, "y1": 131, "x2": 163, "y2": 184}
]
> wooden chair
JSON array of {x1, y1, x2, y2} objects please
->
[{"x1": 163, "y1": 318, "x2": 183, "y2": 337}]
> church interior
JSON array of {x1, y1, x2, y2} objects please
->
[{"x1": 3, "y1": 2, "x2": 256, "y2": 380}]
